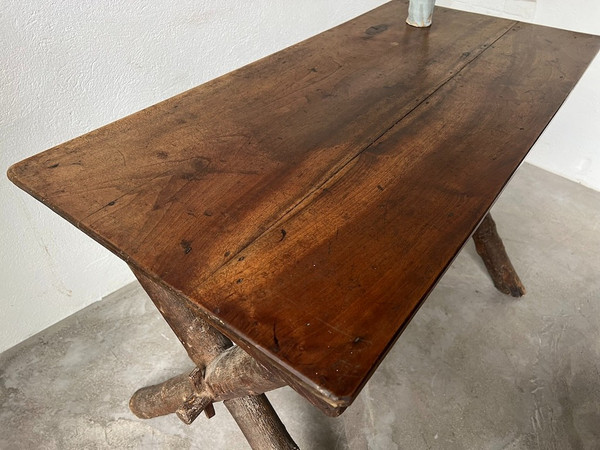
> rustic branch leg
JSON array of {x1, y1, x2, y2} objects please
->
[
  {"x1": 130, "y1": 372, "x2": 193, "y2": 419},
  {"x1": 130, "y1": 345, "x2": 286, "y2": 420},
  {"x1": 472, "y1": 213, "x2": 526, "y2": 297},
  {"x1": 226, "y1": 395, "x2": 300, "y2": 450},
  {"x1": 130, "y1": 268, "x2": 298, "y2": 449}
]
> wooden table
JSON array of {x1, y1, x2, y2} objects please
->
[{"x1": 8, "y1": 1, "x2": 600, "y2": 448}]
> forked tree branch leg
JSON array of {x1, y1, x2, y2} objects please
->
[
  {"x1": 130, "y1": 268, "x2": 298, "y2": 450},
  {"x1": 130, "y1": 345, "x2": 286, "y2": 421},
  {"x1": 472, "y1": 213, "x2": 526, "y2": 297}
]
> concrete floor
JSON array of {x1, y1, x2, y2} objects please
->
[{"x1": 1, "y1": 163, "x2": 600, "y2": 449}]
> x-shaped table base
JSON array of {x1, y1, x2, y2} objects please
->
[{"x1": 128, "y1": 213, "x2": 523, "y2": 449}]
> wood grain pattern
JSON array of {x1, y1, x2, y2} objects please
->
[
  {"x1": 189, "y1": 21, "x2": 600, "y2": 411},
  {"x1": 8, "y1": 1, "x2": 600, "y2": 415},
  {"x1": 7, "y1": 2, "x2": 517, "y2": 284}
]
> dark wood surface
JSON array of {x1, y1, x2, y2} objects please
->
[{"x1": 8, "y1": 1, "x2": 600, "y2": 415}]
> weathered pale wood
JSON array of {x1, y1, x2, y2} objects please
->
[
  {"x1": 130, "y1": 345, "x2": 286, "y2": 422},
  {"x1": 472, "y1": 213, "x2": 526, "y2": 297},
  {"x1": 132, "y1": 269, "x2": 297, "y2": 449},
  {"x1": 7, "y1": 1, "x2": 600, "y2": 415},
  {"x1": 176, "y1": 368, "x2": 213, "y2": 424},
  {"x1": 204, "y1": 344, "x2": 285, "y2": 401},
  {"x1": 130, "y1": 372, "x2": 192, "y2": 420},
  {"x1": 226, "y1": 396, "x2": 300, "y2": 450},
  {"x1": 177, "y1": 391, "x2": 213, "y2": 424}
]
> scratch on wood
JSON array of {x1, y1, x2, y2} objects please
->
[
  {"x1": 272, "y1": 322, "x2": 281, "y2": 352},
  {"x1": 117, "y1": 149, "x2": 126, "y2": 166},
  {"x1": 314, "y1": 317, "x2": 365, "y2": 341},
  {"x1": 180, "y1": 240, "x2": 192, "y2": 254}
]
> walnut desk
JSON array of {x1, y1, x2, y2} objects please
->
[{"x1": 8, "y1": 2, "x2": 600, "y2": 448}]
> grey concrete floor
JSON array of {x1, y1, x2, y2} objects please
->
[{"x1": 1, "y1": 163, "x2": 600, "y2": 449}]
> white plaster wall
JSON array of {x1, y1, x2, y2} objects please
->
[
  {"x1": 0, "y1": 0, "x2": 387, "y2": 353},
  {"x1": 1, "y1": 0, "x2": 598, "y2": 353},
  {"x1": 436, "y1": 0, "x2": 600, "y2": 190}
]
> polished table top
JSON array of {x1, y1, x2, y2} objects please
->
[{"x1": 9, "y1": 1, "x2": 600, "y2": 415}]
